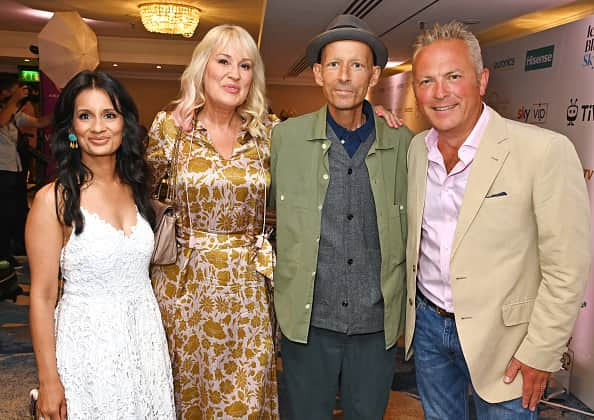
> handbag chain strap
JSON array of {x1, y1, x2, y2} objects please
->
[{"x1": 165, "y1": 124, "x2": 184, "y2": 204}]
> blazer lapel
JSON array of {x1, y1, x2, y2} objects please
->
[
  {"x1": 451, "y1": 108, "x2": 510, "y2": 258},
  {"x1": 414, "y1": 140, "x2": 429, "y2": 260}
]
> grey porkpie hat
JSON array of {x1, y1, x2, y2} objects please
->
[{"x1": 306, "y1": 14, "x2": 388, "y2": 68}]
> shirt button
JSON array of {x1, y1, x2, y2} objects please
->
[
  {"x1": 342, "y1": 301, "x2": 348, "y2": 307},
  {"x1": 412, "y1": 266, "x2": 416, "y2": 272},
  {"x1": 347, "y1": 258, "x2": 353, "y2": 265},
  {"x1": 305, "y1": 304, "x2": 311, "y2": 309},
  {"x1": 399, "y1": 205, "x2": 404, "y2": 210},
  {"x1": 318, "y1": 204, "x2": 323, "y2": 210},
  {"x1": 347, "y1": 214, "x2": 354, "y2": 220},
  {"x1": 280, "y1": 195, "x2": 285, "y2": 201},
  {"x1": 322, "y1": 174, "x2": 329, "y2": 180},
  {"x1": 322, "y1": 143, "x2": 327, "y2": 150},
  {"x1": 408, "y1": 297, "x2": 413, "y2": 305},
  {"x1": 312, "y1": 271, "x2": 316, "y2": 277},
  {"x1": 347, "y1": 168, "x2": 353, "y2": 175}
]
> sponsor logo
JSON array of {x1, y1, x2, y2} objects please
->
[
  {"x1": 565, "y1": 98, "x2": 594, "y2": 125},
  {"x1": 516, "y1": 103, "x2": 548, "y2": 124},
  {"x1": 583, "y1": 25, "x2": 594, "y2": 69},
  {"x1": 567, "y1": 98, "x2": 579, "y2": 125},
  {"x1": 493, "y1": 57, "x2": 515, "y2": 70},
  {"x1": 525, "y1": 45, "x2": 554, "y2": 71}
]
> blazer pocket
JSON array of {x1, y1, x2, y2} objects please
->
[
  {"x1": 485, "y1": 191, "x2": 508, "y2": 198},
  {"x1": 501, "y1": 299, "x2": 535, "y2": 326}
]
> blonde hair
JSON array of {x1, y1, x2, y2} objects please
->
[
  {"x1": 171, "y1": 25, "x2": 268, "y2": 139},
  {"x1": 412, "y1": 21, "x2": 484, "y2": 81}
]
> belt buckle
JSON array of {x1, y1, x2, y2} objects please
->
[{"x1": 436, "y1": 306, "x2": 454, "y2": 319}]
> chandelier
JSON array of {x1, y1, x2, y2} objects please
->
[{"x1": 138, "y1": 2, "x2": 201, "y2": 38}]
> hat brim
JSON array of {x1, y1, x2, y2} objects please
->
[{"x1": 306, "y1": 28, "x2": 388, "y2": 68}]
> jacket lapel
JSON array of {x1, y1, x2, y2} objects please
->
[
  {"x1": 366, "y1": 115, "x2": 396, "y2": 183},
  {"x1": 451, "y1": 108, "x2": 510, "y2": 258},
  {"x1": 413, "y1": 139, "x2": 429, "y2": 260}
]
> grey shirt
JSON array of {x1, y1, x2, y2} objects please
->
[{"x1": 310, "y1": 123, "x2": 384, "y2": 334}]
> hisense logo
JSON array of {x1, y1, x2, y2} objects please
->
[{"x1": 525, "y1": 45, "x2": 554, "y2": 71}]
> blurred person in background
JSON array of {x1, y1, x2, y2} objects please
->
[{"x1": 0, "y1": 73, "x2": 51, "y2": 267}]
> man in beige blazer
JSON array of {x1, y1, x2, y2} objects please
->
[{"x1": 405, "y1": 21, "x2": 591, "y2": 419}]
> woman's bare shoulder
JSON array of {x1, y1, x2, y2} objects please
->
[{"x1": 30, "y1": 182, "x2": 60, "y2": 218}]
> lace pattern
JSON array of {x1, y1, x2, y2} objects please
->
[{"x1": 55, "y1": 208, "x2": 175, "y2": 419}]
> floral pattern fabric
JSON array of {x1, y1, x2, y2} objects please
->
[{"x1": 147, "y1": 111, "x2": 278, "y2": 419}]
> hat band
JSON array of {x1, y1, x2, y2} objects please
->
[{"x1": 331, "y1": 24, "x2": 360, "y2": 30}]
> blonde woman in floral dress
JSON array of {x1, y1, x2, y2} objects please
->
[{"x1": 146, "y1": 25, "x2": 278, "y2": 419}]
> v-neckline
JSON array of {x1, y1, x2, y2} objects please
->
[{"x1": 81, "y1": 206, "x2": 139, "y2": 238}]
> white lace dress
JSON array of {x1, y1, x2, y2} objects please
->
[{"x1": 54, "y1": 208, "x2": 175, "y2": 419}]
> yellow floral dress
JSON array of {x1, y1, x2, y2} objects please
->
[{"x1": 147, "y1": 111, "x2": 278, "y2": 419}]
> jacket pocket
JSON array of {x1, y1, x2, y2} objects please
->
[{"x1": 501, "y1": 299, "x2": 535, "y2": 326}]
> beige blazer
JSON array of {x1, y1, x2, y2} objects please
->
[{"x1": 404, "y1": 106, "x2": 591, "y2": 403}]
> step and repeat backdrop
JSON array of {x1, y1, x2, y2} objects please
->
[{"x1": 483, "y1": 15, "x2": 594, "y2": 409}]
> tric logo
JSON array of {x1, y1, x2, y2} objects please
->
[
  {"x1": 565, "y1": 98, "x2": 594, "y2": 126},
  {"x1": 567, "y1": 98, "x2": 579, "y2": 125},
  {"x1": 567, "y1": 98, "x2": 579, "y2": 126}
]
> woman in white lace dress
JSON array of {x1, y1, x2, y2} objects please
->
[{"x1": 27, "y1": 71, "x2": 175, "y2": 420}]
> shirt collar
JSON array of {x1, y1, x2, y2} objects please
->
[
  {"x1": 193, "y1": 113, "x2": 251, "y2": 144},
  {"x1": 326, "y1": 100, "x2": 375, "y2": 142},
  {"x1": 424, "y1": 103, "x2": 490, "y2": 166}
]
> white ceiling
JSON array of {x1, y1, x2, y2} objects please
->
[
  {"x1": 0, "y1": 0, "x2": 586, "y2": 82},
  {"x1": 260, "y1": 0, "x2": 579, "y2": 84},
  {"x1": 1, "y1": 0, "x2": 264, "y2": 39}
]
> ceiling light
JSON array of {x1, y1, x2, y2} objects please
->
[
  {"x1": 112, "y1": 63, "x2": 118, "y2": 67},
  {"x1": 21, "y1": 9, "x2": 53, "y2": 19},
  {"x1": 156, "y1": 65, "x2": 162, "y2": 69},
  {"x1": 138, "y1": 2, "x2": 200, "y2": 38},
  {"x1": 24, "y1": 58, "x2": 31, "y2": 62},
  {"x1": 386, "y1": 60, "x2": 404, "y2": 68}
]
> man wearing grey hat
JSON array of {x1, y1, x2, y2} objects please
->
[{"x1": 270, "y1": 14, "x2": 413, "y2": 419}]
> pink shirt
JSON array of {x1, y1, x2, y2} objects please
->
[{"x1": 417, "y1": 105, "x2": 490, "y2": 312}]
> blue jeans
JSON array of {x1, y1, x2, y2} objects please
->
[{"x1": 413, "y1": 294, "x2": 538, "y2": 420}]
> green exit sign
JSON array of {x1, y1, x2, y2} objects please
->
[{"x1": 19, "y1": 69, "x2": 40, "y2": 82}]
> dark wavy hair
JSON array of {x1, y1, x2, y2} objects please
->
[{"x1": 52, "y1": 70, "x2": 155, "y2": 234}]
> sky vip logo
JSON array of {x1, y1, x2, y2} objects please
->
[
  {"x1": 525, "y1": 45, "x2": 554, "y2": 71},
  {"x1": 493, "y1": 57, "x2": 515, "y2": 70},
  {"x1": 516, "y1": 103, "x2": 548, "y2": 124}
]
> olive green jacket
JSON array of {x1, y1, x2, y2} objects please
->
[{"x1": 270, "y1": 105, "x2": 413, "y2": 349}]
